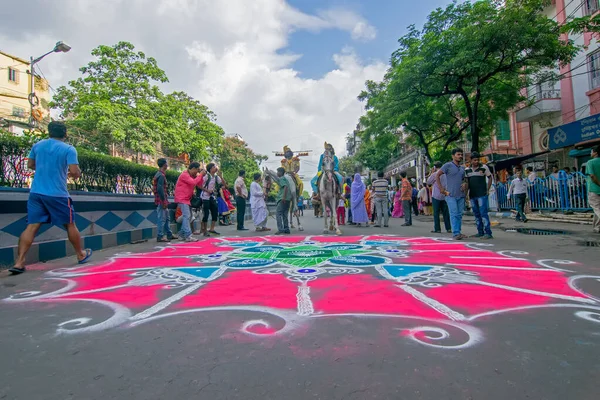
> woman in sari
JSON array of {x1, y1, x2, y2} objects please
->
[
  {"x1": 391, "y1": 184, "x2": 404, "y2": 218},
  {"x1": 351, "y1": 173, "x2": 369, "y2": 226},
  {"x1": 364, "y1": 185, "x2": 372, "y2": 222}
]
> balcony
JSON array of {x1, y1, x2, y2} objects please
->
[{"x1": 515, "y1": 89, "x2": 561, "y2": 123}]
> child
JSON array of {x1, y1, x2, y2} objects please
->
[{"x1": 337, "y1": 197, "x2": 346, "y2": 225}]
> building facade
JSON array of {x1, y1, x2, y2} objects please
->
[
  {"x1": 486, "y1": 0, "x2": 600, "y2": 172},
  {"x1": 0, "y1": 51, "x2": 51, "y2": 134}
]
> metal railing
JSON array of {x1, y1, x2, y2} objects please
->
[{"x1": 495, "y1": 173, "x2": 591, "y2": 211}]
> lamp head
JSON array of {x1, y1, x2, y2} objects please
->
[{"x1": 54, "y1": 41, "x2": 71, "y2": 53}]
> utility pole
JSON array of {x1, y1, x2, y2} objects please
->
[{"x1": 28, "y1": 41, "x2": 71, "y2": 128}]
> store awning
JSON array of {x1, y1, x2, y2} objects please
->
[
  {"x1": 488, "y1": 151, "x2": 550, "y2": 171},
  {"x1": 568, "y1": 148, "x2": 592, "y2": 158},
  {"x1": 574, "y1": 138, "x2": 600, "y2": 150}
]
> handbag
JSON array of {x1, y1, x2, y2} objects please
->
[{"x1": 191, "y1": 187, "x2": 202, "y2": 209}]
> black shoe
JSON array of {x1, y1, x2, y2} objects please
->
[
  {"x1": 401, "y1": 223, "x2": 412, "y2": 226},
  {"x1": 284, "y1": 230, "x2": 291, "y2": 234},
  {"x1": 8, "y1": 266, "x2": 26, "y2": 275},
  {"x1": 237, "y1": 228, "x2": 249, "y2": 231},
  {"x1": 431, "y1": 230, "x2": 441, "y2": 233},
  {"x1": 208, "y1": 230, "x2": 220, "y2": 235},
  {"x1": 446, "y1": 230, "x2": 452, "y2": 233},
  {"x1": 384, "y1": 225, "x2": 389, "y2": 228}
]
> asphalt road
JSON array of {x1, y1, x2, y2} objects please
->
[{"x1": 1, "y1": 211, "x2": 599, "y2": 400}]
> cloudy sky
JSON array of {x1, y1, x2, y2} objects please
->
[{"x1": 0, "y1": 0, "x2": 451, "y2": 182}]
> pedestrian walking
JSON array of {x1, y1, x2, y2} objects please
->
[
  {"x1": 586, "y1": 145, "x2": 600, "y2": 233},
  {"x1": 400, "y1": 171, "x2": 413, "y2": 226},
  {"x1": 418, "y1": 183, "x2": 432, "y2": 216},
  {"x1": 9, "y1": 121, "x2": 92, "y2": 275},
  {"x1": 153, "y1": 158, "x2": 178, "y2": 242},
  {"x1": 297, "y1": 195, "x2": 304, "y2": 216},
  {"x1": 427, "y1": 162, "x2": 451, "y2": 233},
  {"x1": 234, "y1": 170, "x2": 249, "y2": 231},
  {"x1": 436, "y1": 148, "x2": 467, "y2": 240},
  {"x1": 273, "y1": 167, "x2": 292, "y2": 234},
  {"x1": 587, "y1": 145, "x2": 600, "y2": 233},
  {"x1": 507, "y1": 168, "x2": 529, "y2": 223},
  {"x1": 351, "y1": 173, "x2": 369, "y2": 227},
  {"x1": 174, "y1": 162, "x2": 206, "y2": 242},
  {"x1": 250, "y1": 172, "x2": 270, "y2": 232},
  {"x1": 344, "y1": 177, "x2": 353, "y2": 224},
  {"x1": 371, "y1": 171, "x2": 389, "y2": 227},
  {"x1": 337, "y1": 197, "x2": 346, "y2": 225},
  {"x1": 200, "y1": 163, "x2": 222, "y2": 236},
  {"x1": 411, "y1": 183, "x2": 419, "y2": 216},
  {"x1": 465, "y1": 152, "x2": 493, "y2": 239}
]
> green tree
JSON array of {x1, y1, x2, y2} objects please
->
[
  {"x1": 51, "y1": 42, "x2": 224, "y2": 160},
  {"x1": 339, "y1": 155, "x2": 359, "y2": 176},
  {"x1": 155, "y1": 91, "x2": 223, "y2": 161},
  {"x1": 361, "y1": 0, "x2": 579, "y2": 154},
  {"x1": 217, "y1": 137, "x2": 267, "y2": 187}
]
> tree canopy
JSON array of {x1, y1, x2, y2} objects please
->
[
  {"x1": 357, "y1": 0, "x2": 580, "y2": 166},
  {"x1": 217, "y1": 137, "x2": 268, "y2": 187},
  {"x1": 51, "y1": 41, "x2": 224, "y2": 161}
]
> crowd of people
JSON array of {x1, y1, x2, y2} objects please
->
[{"x1": 8, "y1": 119, "x2": 599, "y2": 275}]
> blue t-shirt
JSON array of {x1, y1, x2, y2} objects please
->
[
  {"x1": 440, "y1": 161, "x2": 466, "y2": 198},
  {"x1": 29, "y1": 139, "x2": 78, "y2": 198}
]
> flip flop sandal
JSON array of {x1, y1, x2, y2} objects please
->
[
  {"x1": 78, "y1": 248, "x2": 93, "y2": 264},
  {"x1": 8, "y1": 266, "x2": 26, "y2": 275}
]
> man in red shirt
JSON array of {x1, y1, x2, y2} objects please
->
[
  {"x1": 400, "y1": 171, "x2": 413, "y2": 226},
  {"x1": 174, "y1": 162, "x2": 206, "y2": 242}
]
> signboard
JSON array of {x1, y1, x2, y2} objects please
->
[
  {"x1": 548, "y1": 114, "x2": 600, "y2": 150},
  {"x1": 384, "y1": 159, "x2": 416, "y2": 178}
]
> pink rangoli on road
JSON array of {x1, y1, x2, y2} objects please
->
[{"x1": 4, "y1": 235, "x2": 600, "y2": 349}]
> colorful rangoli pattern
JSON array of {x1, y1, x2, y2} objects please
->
[{"x1": 4, "y1": 235, "x2": 600, "y2": 349}]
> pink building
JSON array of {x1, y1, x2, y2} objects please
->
[{"x1": 485, "y1": 0, "x2": 600, "y2": 171}]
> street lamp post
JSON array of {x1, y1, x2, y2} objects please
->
[{"x1": 29, "y1": 41, "x2": 71, "y2": 128}]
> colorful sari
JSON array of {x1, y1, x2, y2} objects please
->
[
  {"x1": 364, "y1": 189, "x2": 372, "y2": 220},
  {"x1": 391, "y1": 189, "x2": 404, "y2": 218}
]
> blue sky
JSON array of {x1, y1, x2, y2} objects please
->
[{"x1": 287, "y1": 0, "x2": 454, "y2": 78}]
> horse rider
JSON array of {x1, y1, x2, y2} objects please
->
[
  {"x1": 281, "y1": 145, "x2": 303, "y2": 195},
  {"x1": 311, "y1": 142, "x2": 344, "y2": 196}
]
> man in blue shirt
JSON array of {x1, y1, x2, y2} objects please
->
[
  {"x1": 436, "y1": 148, "x2": 467, "y2": 240},
  {"x1": 9, "y1": 121, "x2": 92, "y2": 275}
]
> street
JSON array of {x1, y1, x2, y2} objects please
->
[{"x1": 1, "y1": 213, "x2": 599, "y2": 400}]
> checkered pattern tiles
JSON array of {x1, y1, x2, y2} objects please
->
[{"x1": 0, "y1": 209, "x2": 160, "y2": 248}]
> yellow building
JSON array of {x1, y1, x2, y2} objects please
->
[{"x1": 0, "y1": 50, "x2": 51, "y2": 134}]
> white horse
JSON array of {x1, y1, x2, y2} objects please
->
[
  {"x1": 318, "y1": 150, "x2": 342, "y2": 235},
  {"x1": 263, "y1": 168, "x2": 303, "y2": 231}
]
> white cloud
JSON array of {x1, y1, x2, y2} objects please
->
[{"x1": 0, "y1": 0, "x2": 386, "y2": 183}]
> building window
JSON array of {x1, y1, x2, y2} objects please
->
[
  {"x1": 12, "y1": 106, "x2": 26, "y2": 118},
  {"x1": 584, "y1": 0, "x2": 600, "y2": 16},
  {"x1": 589, "y1": 51, "x2": 600, "y2": 89},
  {"x1": 8, "y1": 67, "x2": 18, "y2": 83},
  {"x1": 495, "y1": 119, "x2": 510, "y2": 141}
]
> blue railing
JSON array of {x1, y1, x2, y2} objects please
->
[{"x1": 495, "y1": 173, "x2": 591, "y2": 211}]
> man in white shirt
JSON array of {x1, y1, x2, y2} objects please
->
[{"x1": 234, "y1": 170, "x2": 249, "y2": 231}]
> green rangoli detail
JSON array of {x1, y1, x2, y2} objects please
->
[{"x1": 229, "y1": 245, "x2": 370, "y2": 268}]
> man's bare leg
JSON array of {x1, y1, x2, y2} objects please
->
[
  {"x1": 13, "y1": 223, "x2": 42, "y2": 269},
  {"x1": 65, "y1": 223, "x2": 87, "y2": 261}
]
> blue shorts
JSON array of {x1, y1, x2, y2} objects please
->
[{"x1": 27, "y1": 192, "x2": 75, "y2": 226}]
